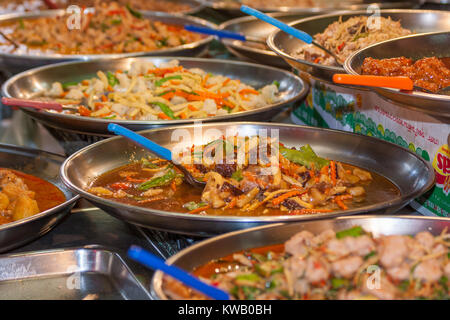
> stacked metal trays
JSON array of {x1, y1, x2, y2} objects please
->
[
  {"x1": 0, "y1": 143, "x2": 79, "y2": 252},
  {"x1": 1, "y1": 57, "x2": 308, "y2": 154},
  {"x1": 267, "y1": 9, "x2": 450, "y2": 83},
  {"x1": 151, "y1": 215, "x2": 449, "y2": 299},
  {"x1": 0, "y1": 9, "x2": 216, "y2": 74},
  {"x1": 60, "y1": 122, "x2": 435, "y2": 236},
  {"x1": 344, "y1": 31, "x2": 450, "y2": 120}
]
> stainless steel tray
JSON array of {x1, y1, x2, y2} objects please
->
[
  {"x1": 267, "y1": 9, "x2": 450, "y2": 83},
  {"x1": 345, "y1": 31, "x2": 450, "y2": 120},
  {"x1": 199, "y1": 0, "x2": 421, "y2": 16},
  {"x1": 0, "y1": 246, "x2": 151, "y2": 299},
  {"x1": 60, "y1": 122, "x2": 435, "y2": 236},
  {"x1": 151, "y1": 215, "x2": 450, "y2": 300},
  {"x1": 2, "y1": 56, "x2": 307, "y2": 136},
  {"x1": 0, "y1": 9, "x2": 215, "y2": 74},
  {"x1": 0, "y1": 143, "x2": 79, "y2": 252},
  {"x1": 219, "y1": 12, "x2": 325, "y2": 68}
]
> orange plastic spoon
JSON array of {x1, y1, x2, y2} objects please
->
[{"x1": 333, "y1": 74, "x2": 414, "y2": 90}]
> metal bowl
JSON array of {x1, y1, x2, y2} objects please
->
[
  {"x1": 2, "y1": 57, "x2": 307, "y2": 153},
  {"x1": 151, "y1": 215, "x2": 450, "y2": 299},
  {"x1": 0, "y1": 143, "x2": 79, "y2": 252},
  {"x1": 219, "y1": 12, "x2": 326, "y2": 68},
  {"x1": 199, "y1": 0, "x2": 421, "y2": 16},
  {"x1": 344, "y1": 31, "x2": 450, "y2": 120},
  {"x1": 267, "y1": 9, "x2": 450, "y2": 83},
  {"x1": 0, "y1": 9, "x2": 215, "y2": 74},
  {"x1": 60, "y1": 122, "x2": 435, "y2": 236}
]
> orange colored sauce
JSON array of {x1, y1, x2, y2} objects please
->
[{"x1": 0, "y1": 168, "x2": 66, "y2": 225}]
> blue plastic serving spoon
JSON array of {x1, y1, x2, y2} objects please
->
[{"x1": 128, "y1": 245, "x2": 230, "y2": 300}]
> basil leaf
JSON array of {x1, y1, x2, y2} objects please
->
[{"x1": 280, "y1": 144, "x2": 329, "y2": 170}]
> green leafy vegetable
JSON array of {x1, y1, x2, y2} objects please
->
[
  {"x1": 111, "y1": 18, "x2": 122, "y2": 25},
  {"x1": 231, "y1": 169, "x2": 243, "y2": 182},
  {"x1": 331, "y1": 278, "x2": 349, "y2": 290},
  {"x1": 272, "y1": 80, "x2": 280, "y2": 88},
  {"x1": 126, "y1": 4, "x2": 143, "y2": 19},
  {"x1": 279, "y1": 144, "x2": 329, "y2": 169},
  {"x1": 151, "y1": 101, "x2": 178, "y2": 119},
  {"x1": 398, "y1": 280, "x2": 410, "y2": 292},
  {"x1": 106, "y1": 71, "x2": 119, "y2": 87},
  {"x1": 336, "y1": 226, "x2": 364, "y2": 239},
  {"x1": 62, "y1": 81, "x2": 79, "y2": 90},
  {"x1": 155, "y1": 75, "x2": 182, "y2": 87},
  {"x1": 137, "y1": 168, "x2": 179, "y2": 190},
  {"x1": 255, "y1": 261, "x2": 283, "y2": 277},
  {"x1": 156, "y1": 37, "x2": 168, "y2": 48},
  {"x1": 141, "y1": 158, "x2": 159, "y2": 168},
  {"x1": 103, "y1": 115, "x2": 116, "y2": 119},
  {"x1": 363, "y1": 251, "x2": 376, "y2": 260},
  {"x1": 183, "y1": 201, "x2": 208, "y2": 211},
  {"x1": 18, "y1": 19, "x2": 24, "y2": 29}
]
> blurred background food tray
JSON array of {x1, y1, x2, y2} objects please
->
[{"x1": 0, "y1": 246, "x2": 151, "y2": 299}]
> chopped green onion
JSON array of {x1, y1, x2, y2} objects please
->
[
  {"x1": 137, "y1": 168, "x2": 178, "y2": 190},
  {"x1": 336, "y1": 226, "x2": 364, "y2": 239},
  {"x1": 183, "y1": 201, "x2": 208, "y2": 211},
  {"x1": 331, "y1": 278, "x2": 349, "y2": 289}
]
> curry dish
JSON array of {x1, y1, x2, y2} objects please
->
[
  {"x1": 361, "y1": 56, "x2": 450, "y2": 93},
  {"x1": 0, "y1": 168, "x2": 66, "y2": 225},
  {"x1": 163, "y1": 226, "x2": 450, "y2": 300},
  {"x1": 87, "y1": 136, "x2": 400, "y2": 216}
]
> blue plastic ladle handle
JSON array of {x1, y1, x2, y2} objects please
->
[
  {"x1": 185, "y1": 24, "x2": 247, "y2": 41},
  {"x1": 107, "y1": 123, "x2": 172, "y2": 161},
  {"x1": 128, "y1": 245, "x2": 230, "y2": 300},
  {"x1": 240, "y1": 5, "x2": 313, "y2": 44}
]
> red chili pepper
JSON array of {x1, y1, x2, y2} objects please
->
[
  {"x1": 107, "y1": 9, "x2": 126, "y2": 16},
  {"x1": 110, "y1": 182, "x2": 131, "y2": 190},
  {"x1": 337, "y1": 42, "x2": 345, "y2": 52}
]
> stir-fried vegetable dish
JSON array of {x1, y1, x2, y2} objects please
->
[
  {"x1": 163, "y1": 226, "x2": 450, "y2": 300},
  {"x1": 87, "y1": 136, "x2": 400, "y2": 216},
  {"x1": 0, "y1": 2, "x2": 203, "y2": 55},
  {"x1": 294, "y1": 16, "x2": 412, "y2": 66},
  {"x1": 40, "y1": 59, "x2": 281, "y2": 120},
  {"x1": 0, "y1": 168, "x2": 66, "y2": 224}
]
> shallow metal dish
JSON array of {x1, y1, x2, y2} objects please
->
[
  {"x1": 151, "y1": 215, "x2": 449, "y2": 299},
  {"x1": 2, "y1": 57, "x2": 307, "y2": 135},
  {"x1": 0, "y1": 246, "x2": 151, "y2": 299},
  {"x1": 0, "y1": 9, "x2": 215, "y2": 74},
  {"x1": 61, "y1": 122, "x2": 435, "y2": 236},
  {"x1": 0, "y1": 143, "x2": 79, "y2": 252},
  {"x1": 199, "y1": 0, "x2": 420, "y2": 16},
  {"x1": 345, "y1": 31, "x2": 450, "y2": 120},
  {"x1": 267, "y1": 9, "x2": 450, "y2": 83},
  {"x1": 219, "y1": 12, "x2": 325, "y2": 68}
]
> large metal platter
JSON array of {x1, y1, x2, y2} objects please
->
[
  {"x1": 345, "y1": 31, "x2": 450, "y2": 120},
  {"x1": 199, "y1": 0, "x2": 421, "y2": 16},
  {"x1": 0, "y1": 9, "x2": 215, "y2": 74},
  {"x1": 0, "y1": 143, "x2": 79, "y2": 252},
  {"x1": 267, "y1": 9, "x2": 450, "y2": 83},
  {"x1": 2, "y1": 57, "x2": 307, "y2": 135},
  {"x1": 151, "y1": 215, "x2": 450, "y2": 299},
  {"x1": 219, "y1": 12, "x2": 327, "y2": 68},
  {"x1": 60, "y1": 122, "x2": 435, "y2": 236}
]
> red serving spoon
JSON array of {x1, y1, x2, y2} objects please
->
[{"x1": 2, "y1": 97, "x2": 64, "y2": 111}]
